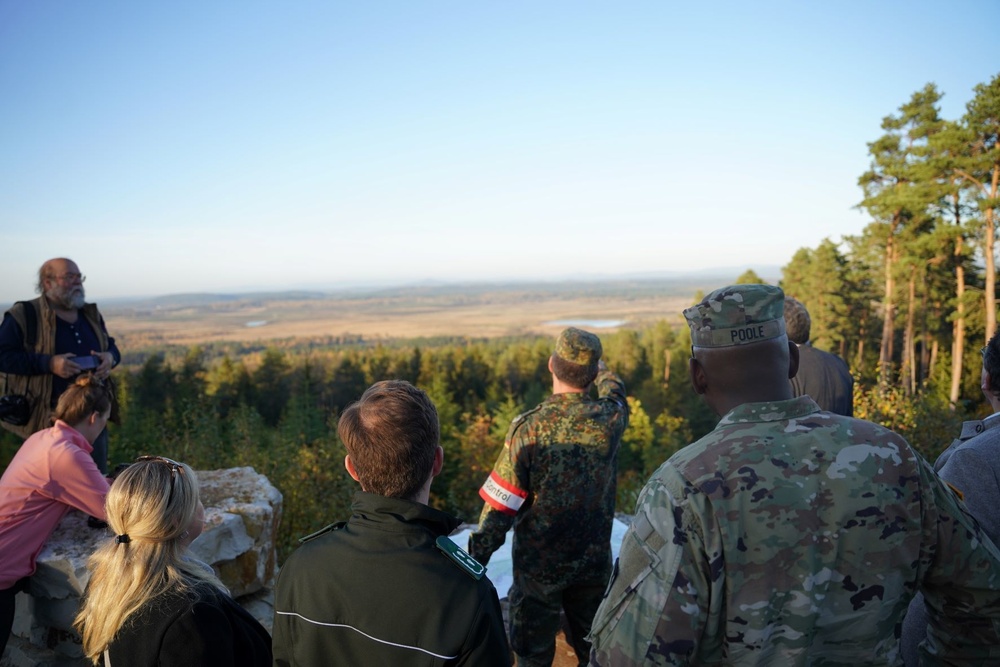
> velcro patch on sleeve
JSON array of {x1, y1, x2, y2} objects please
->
[{"x1": 479, "y1": 471, "x2": 527, "y2": 516}]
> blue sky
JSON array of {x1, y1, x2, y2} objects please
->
[{"x1": 1, "y1": 1, "x2": 997, "y2": 302}]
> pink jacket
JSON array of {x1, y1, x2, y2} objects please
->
[{"x1": 0, "y1": 421, "x2": 110, "y2": 590}]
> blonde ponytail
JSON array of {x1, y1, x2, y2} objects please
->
[{"x1": 73, "y1": 459, "x2": 224, "y2": 664}]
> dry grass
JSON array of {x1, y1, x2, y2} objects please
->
[{"x1": 103, "y1": 288, "x2": 695, "y2": 345}]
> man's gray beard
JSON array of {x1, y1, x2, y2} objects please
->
[{"x1": 48, "y1": 288, "x2": 86, "y2": 310}]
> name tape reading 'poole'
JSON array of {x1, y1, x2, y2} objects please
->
[
  {"x1": 479, "y1": 472, "x2": 527, "y2": 516},
  {"x1": 691, "y1": 320, "x2": 785, "y2": 348}
]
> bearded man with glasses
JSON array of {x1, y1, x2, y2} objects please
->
[{"x1": 0, "y1": 257, "x2": 120, "y2": 473}]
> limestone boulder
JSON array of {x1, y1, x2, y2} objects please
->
[{"x1": 194, "y1": 466, "x2": 283, "y2": 597}]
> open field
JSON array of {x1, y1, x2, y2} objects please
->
[{"x1": 98, "y1": 280, "x2": 712, "y2": 347}]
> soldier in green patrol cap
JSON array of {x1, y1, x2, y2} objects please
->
[
  {"x1": 470, "y1": 327, "x2": 629, "y2": 667},
  {"x1": 272, "y1": 380, "x2": 510, "y2": 666},
  {"x1": 589, "y1": 284, "x2": 1000, "y2": 666}
]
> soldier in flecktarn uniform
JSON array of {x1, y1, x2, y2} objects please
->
[
  {"x1": 469, "y1": 327, "x2": 629, "y2": 667},
  {"x1": 588, "y1": 284, "x2": 1000, "y2": 666}
]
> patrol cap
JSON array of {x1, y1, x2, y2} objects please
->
[
  {"x1": 684, "y1": 284, "x2": 786, "y2": 348},
  {"x1": 554, "y1": 327, "x2": 602, "y2": 365}
]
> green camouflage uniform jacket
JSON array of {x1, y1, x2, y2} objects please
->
[
  {"x1": 469, "y1": 367, "x2": 628, "y2": 586},
  {"x1": 590, "y1": 396, "x2": 1000, "y2": 666}
]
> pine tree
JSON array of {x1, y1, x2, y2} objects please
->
[
  {"x1": 955, "y1": 73, "x2": 1000, "y2": 340},
  {"x1": 926, "y1": 118, "x2": 979, "y2": 405},
  {"x1": 858, "y1": 84, "x2": 944, "y2": 387}
]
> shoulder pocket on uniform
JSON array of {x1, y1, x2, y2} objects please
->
[{"x1": 590, "y1": 510, "x2": 671, "y2": 642}]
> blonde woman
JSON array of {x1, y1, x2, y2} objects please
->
[
  {"x1": 0, "y1": 375, "x2": 112, "y2": 657},
  {"x1": 74, "y1": 457, "x2": 271, "y2": 666}
]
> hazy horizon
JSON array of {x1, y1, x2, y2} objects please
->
[{"x1": 0, "y1": 264, "x2": 782, "y2": 310}]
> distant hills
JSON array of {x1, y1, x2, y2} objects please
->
[
  {"x1": 85, "y1": 268, "x2": 781, "y2": 311},
  {"x1": 1, "y1": 271, "x2": 783, "y2": 347}
]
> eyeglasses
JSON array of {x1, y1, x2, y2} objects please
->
[
  {"x1": 53, "y1": 272, "x2": 85, "y2": 284},
  {"x1": 135, "y1": 455, "x2": 185, "y2": 501}
]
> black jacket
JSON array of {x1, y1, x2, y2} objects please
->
[
  {"x1": 790, "y1": 343, "x2": 853, "y2": 416},
  {"x1": 105, "y1": 581, "x2": 272, "y2": 667},
  {"x1": 273, "y1": 492, "x2": 511, "y2": 666}
]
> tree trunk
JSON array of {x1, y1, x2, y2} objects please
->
[
  {"x1": 987, "y1": 208, "x2": 997, "y2": 341},
  {"x1": 986, "y1": 160, "x2": 999, "y2": 340},
  {"x1": 930, "y1": 339, "x2": 939, "y2": 383},
  {"x1": 950, "y1": 237, "x2": 966, "y2": 408},
  {"x1": 879, "y1": 234, "x2": 896, "y2": 386},
  {"x1": 856, "y1": 315, "x2": 866, "y2": 373},
  {"x1": 920, "y1": 285, "x2": 931, "y2": 385},
  {"x1": 903, "y1": 272, "x2": 917, "y2": 395}
]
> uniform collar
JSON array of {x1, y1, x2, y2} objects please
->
[
  {"x1": 956, "y1": 412, "x2": 1000, "y2": 441},
  {"x1": 717, "y1": 395, "x2": 821, "y2": 427},
  {"x1": 546, "y1": 391, "x2": 587, "y2": 404},
  {"x1": 350, "y1": 491, "x2": 462, "y2": 536}
]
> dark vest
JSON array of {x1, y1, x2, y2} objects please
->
[{"x1": 0, "y1": 297, "x2": 109, "y2": 438}]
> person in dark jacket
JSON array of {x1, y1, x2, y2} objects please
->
[
  {"x1": 74, "y1": 457, "x2": 272, "y2": 667},
  {"x1": 783, "y1": 296, "x2": 853, "y2": 416},
  {"x1": 272, "y1": 380, "x2": 511, "y2": 666},
  {"x1": 901, "y1": 330, "x2": 1000, "y2": 665},
  {"x1": 0, "y1": 258, "x2": 121, "y2": 472}
]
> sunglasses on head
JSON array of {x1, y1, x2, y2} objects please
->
[{"x1": 135, "y1": 455, "x2": 185, "y2": 501}]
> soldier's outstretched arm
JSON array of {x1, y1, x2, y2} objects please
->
[
  {"x1": 469, "y1": 423, "x2": 529, "y2": 565},
  {"x1": 595, "y1": 360, "x2": 627, "y2": 405}
]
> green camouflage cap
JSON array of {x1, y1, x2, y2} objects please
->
[
  {"x1": 684, "y1": 284, "x2": 786, "y2": 348},
  {"x1": 555, "y1": 327, "x2": 602, "y2": 365}
]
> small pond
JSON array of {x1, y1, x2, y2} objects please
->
[{"x1": 543, "y1": 319, "x2": 626, "y2": 328}]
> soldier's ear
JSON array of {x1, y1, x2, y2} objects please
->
[
  {"x1": 344, "y1": 455, "x2": 361, "y2": 482},
  {"x1": 689, "y1": 356, "x2": 708, "y2": 395},
  {"x1": 787, "y1": 340, "x2": 800, "y2": 380},
  {"x1": 431, "y1": 446, "x2": 444, "y2": 478}
]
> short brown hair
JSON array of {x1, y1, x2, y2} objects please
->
[
  {"x1": 783, "y1": 297, "x2": 811, "y2": 345},
  {"x1": 337, "y1": 380, "x2": 439, "y2": 500},
  {"x1": 550, "y1": 355, "x2": 598, "y2": 390},
  {"x1": 53, "y1": 375, "x2": 113, "y2": 426}
]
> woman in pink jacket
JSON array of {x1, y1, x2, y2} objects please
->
[{"x1": 0, "y1": 375, "x2": 112, "y2": 657}]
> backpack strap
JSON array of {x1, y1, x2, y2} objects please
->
[
  {"x1": 17, "y1": 300, "x2": 38, "y2": 350},
  {"x1": 7, "y1": 300, "x2": 39, "y2": 350},
  {"x1": 1, "y1": 300, "x2": 40, "y2": 396}
]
